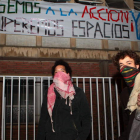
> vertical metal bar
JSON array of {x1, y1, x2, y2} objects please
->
[
  {"x1": 26, "y1": 77, "x2": 28, "y2": 140},
  {"x1": 76, "y1": 78, "x2": 78, "y2": 87},
  {"x1": 48, "y1": 77, "x2": 50, "y2": 87},
  {"x1": 96, "y1": 78, "x2": 101, "y2": 140},
  {"x1": 109, "y1": 78, "x2": 114, "y2": 140},
  {"x1": 89, "y1": 78, "x2": 94, "y2": 140},
  {"x1": 18, "y1": 77, "x2": 21, "y2": 140},
  {"x1": 115, "y1": 80, "x2": 120, "y2": 137},
  {"x1": 34, "y1": 77, "x2": 36, "y2": 140},
  {"x1": 102, "y1": 78, "x2": 107, "y2": 140},
  {"x1": 10, "y1": 77, "x2": 13, "y2": 140},
  {"x1": 41, "y1": 77, "x2": 43, "y2": 105},
  {"x1": 83, "y1": 78, "x2": 85, "y2": 93},
  {"x1": 4, "y1": 97, "x2": 6, "y2": 140},
  {"x1": 1, "y1": 76, "x2": 5, "y2": 140}
]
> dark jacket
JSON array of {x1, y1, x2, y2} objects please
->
[
  {"x1": 119, "y1": 87, "x2": 136, "y2": 140},
  {"x1": 37, "y1": 85, "x2": 91, "y2": 140}
]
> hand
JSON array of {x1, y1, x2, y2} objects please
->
[{"x1": 137, "y1": 93, "x2": 140, "y2": 106}]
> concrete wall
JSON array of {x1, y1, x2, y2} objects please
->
[{"x1": 0, "y1": 0, "x2": 139, "y2": 76}]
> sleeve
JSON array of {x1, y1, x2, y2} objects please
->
[
  {"x1": 118, "y1": 104, "x2": 130, "y2": 140},
  {"x1": 77, "y1": 89, "x2": 92, "y2": 140},
  {"x1": 37, "y1": 91, "x2": 48, "y2": 140}
]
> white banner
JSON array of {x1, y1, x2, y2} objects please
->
[{"x1": 0, "y1": 0, "x2": 140, "y2": 41}]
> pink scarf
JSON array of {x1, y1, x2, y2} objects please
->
[{"x1": 47, "y1": 71, "x2": 75, "y2": 132}]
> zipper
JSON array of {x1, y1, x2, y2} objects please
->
[{"x1": 73, "y1": 120, "x2": 78, "y2": 132}]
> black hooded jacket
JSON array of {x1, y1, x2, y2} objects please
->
[{"x1": 37, "y1": 85, "x2": 91, "y2": 140}]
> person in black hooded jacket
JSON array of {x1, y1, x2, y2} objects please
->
[
  {"x1": 37, "y1": 60, "x2": 91, "y2": 140},
  {"x1": 112, "y1": 50, "x2": 140, "y2": 140}
]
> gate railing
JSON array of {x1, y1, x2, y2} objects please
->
[{"x1": 1, "y1": 76, "x2": 123, "y2": 140}]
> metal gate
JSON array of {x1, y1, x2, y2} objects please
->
[{"x1": 1, "y1": 76, "x2": 122, "y2": 140}]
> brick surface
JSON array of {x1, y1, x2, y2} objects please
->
[
  {"x1": 0, "y1": 61, "x2": 101, "y2": 77},
  {"x1": 0, "y1": 61, "x2": 119, "y2": 77}
]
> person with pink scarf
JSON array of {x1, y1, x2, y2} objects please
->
[{"x1": 37, "y1": 60, "x2": 91, "y2": 140}]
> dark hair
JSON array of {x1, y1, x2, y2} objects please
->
[
  {"x1": 51, "y1": 59, "x2": 72, "y2": 77},
  {"x1": 112, "y1": 50, "x2": 140, "y2": 69}
]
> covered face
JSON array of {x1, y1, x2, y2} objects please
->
[
  {"x1": 54, "y1": 65, "x2": 69, "y2": 76},
  {"x1": 119, "y1": 56, "x2": 139, "y2": 87}
]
